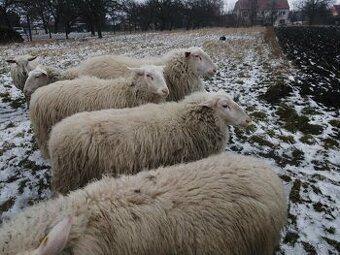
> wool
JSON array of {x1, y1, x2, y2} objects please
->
[
  {"x1": 49, "y1": 91, "x2": 251, "y2": 194},
  {"x1": 30, "y1": 66, "x2": 167, "y2": 158},
  {"x1": 0, "y1": 153, "x2": 287, "y2": 255}
]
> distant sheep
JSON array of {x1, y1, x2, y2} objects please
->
[
  {"x1": 66, "y1": 47, "x2": 217, "y2": 101},
  {"x1": 23, "y1": 65, "x2": 76, "y2": 107},
  {"x1": 49, "y1": 91, "x2": 251, "y2": 194},
  {"x1": 6, "y1": 55, "x2": 38, "y2": 90},
  {"x1": 0, "y1": 153, "x2": 287, "y2": 255},
  {"x1": 30, "y1": 65, "x2": 168, "y2": 158}
]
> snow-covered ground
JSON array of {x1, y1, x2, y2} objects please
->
[{"x1": 0, "y1": 27, "x2": 339, "y2": 254}]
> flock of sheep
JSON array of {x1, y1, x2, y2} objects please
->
[{"x1": 1, "y1": 47, "x2": 287, "y2": 255}]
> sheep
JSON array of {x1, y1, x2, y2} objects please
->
[
  {"x1": 49, "y1": 91, "x2": 252, "y2": 194},
  {"x1": 65, "y1": 47, "x2": 217, "y2": 101},
  {"x1": 30, "y1": 64, "x2": 168, "y2": 159},
  {"x1": 6, "y1": 55, "x2": 38, "y2": 91},
  {"x1": 23, "y1": 65, "x2": 76, "y2": 107},
  {"x1": 0, "y1": 152, "x2": 287, "y2": 255}
]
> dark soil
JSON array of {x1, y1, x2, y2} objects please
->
[{"x1": 275, "y1": 26, "x2": 340, "y2": 110}]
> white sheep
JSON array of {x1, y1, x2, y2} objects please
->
[
  {"x1": 30, "y1": 65, "x2": 168, "y2": 158},
  {"x1": 65, "y1": 47, "x2": 217, "y2": 101},
  {"x1": 6, "y1": 55, "x2": 38, "y2": 91},
  {"x1": 0, "y1": 152, "x2": 287, "y2": 255},
  {"x1": 49, "y1": 91, "x2": 251, "y2": 194},
  {"x1": 23, "y1": 65, "x2": 76, "y2": 107}
]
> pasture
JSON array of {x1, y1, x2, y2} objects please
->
[{"x1": 0, "y1": 27, "x2": 339, "y2": 254}]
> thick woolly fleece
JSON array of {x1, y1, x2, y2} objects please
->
[
  {"x1": 48, "y1": 92, "x2": 234, "y2": 194},
  {"x1": 0, "y1": 152, "x2": 287, "y2": 255},
  {"x1": 64, "y1": 49, "x2": 205, "y2": 101},
  {"x1": 29, "y1": 74, "x2": 165, "y2": 158}
]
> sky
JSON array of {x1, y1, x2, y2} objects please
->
[
  {"x1": 135, "y1": 0, "x2": 340, "y2": 12},
  {"x1": 224, "y1": 0, "x2": 340, "y2": 11}
]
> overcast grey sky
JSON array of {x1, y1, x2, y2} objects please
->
[
  {"x1": 224, "y1": 0, "x2": 340, "y2": 11},
  {"x1": 135, "y1": 0, "x2": 340, "y2": 12}
]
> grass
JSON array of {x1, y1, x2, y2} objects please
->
[
  {"x1": 283, "y1": 231, "x2": 299, "y2": 245},
  {"x1": 276, "y1": 103, "x2": 324, "y2": 134},
  {"x1": 289, "y1": 179, "x2": 302, "y2": 203},
  {"x1": 278, "y1": 135, "x2": 295, "y2": 144},
  {"x1": 323, "y1": 237, "x2": 340, "y2": 252},
  {"x1": 302, "y1": 241, "x2": 317, "y2": 255},
  {"x1": 249, "y1": 135, "x2": 274, "y2": 147},
  {"x1": 263, "y1": 26, "x2": 284, "y2": 58},
  {"x1": 260, "y1": 77, "x2": 292, "y2": 104}
]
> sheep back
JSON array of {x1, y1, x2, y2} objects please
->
[
  {"x1": 30, "y1": 75, "x2": 162, "y2": 158},
  {"x1": 49, "y1": 94, "x2": 228, "y2": 193},
  {"x1": 0, "y1": 153, "x2": 287, "y2": 255}
]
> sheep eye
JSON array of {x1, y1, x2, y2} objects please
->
[{"x1": 222, "y1": 104, "x2": 229, "y2": 109}]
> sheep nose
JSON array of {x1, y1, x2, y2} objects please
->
[
  {"x1": 162, "y1": 88, "x2": 169, "y2": 96},
  {"x1": 245, "y1": 118, "x2": 252, "y2": 125}
]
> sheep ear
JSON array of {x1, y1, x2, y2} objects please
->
[
  {"x1": 28, "y1": 56, "x2": 38, "y2": 61},
  {"x1": 185, "y1": 52, "x2": 191, "y2": 58},
  {"x1": 38, "y1": 69, "x2": 48, "y2": 76},
  {"x1": 127, "y1": 67, "x2": 144, "y2": 76},
  {"x1": 199, "y1": 97, "x2": 219, "y2": 108},
  {"x1": 6, "y1": 59, "x2": 16, "y2": 64},
  {"x1": 35, "y1": 217, "x2": 72, "y2": 255}
]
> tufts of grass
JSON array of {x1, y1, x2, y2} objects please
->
[
  {"x1": 9, "y1": 97, "x2": 26, "y2": 109},
  {"x1": 302, "y1": 241, "x2": 317, "y2": 255},
  {"x1": 289, "y1": 179, "x2": 302, "y2": 203},
  {"x1": 280, "y1": 174, "x2": 292, "y2": 182},
  {"x1": 322, "y1": 138, "x2": 339, "y2": 149},
  {"x1": 325, "y1": 227, "x2": 336, "y2": 235},
  {"x1": 263, "y1": 26, "x2": 284, "y2": 57},
  {"x1": 276, "y1": 104, "x2": 323, "y2": 135},
  {"x1": 300, "y1": 134, "x2": 317, "y2": 145},
  {"x1": 278, "y1": 135, "x2": 295, "y2": 144},
  {"x1": 323, "y1": 237, "x2": 340, "y2": 252},
  {"x1": 283, "y1": 231, "x2": 299, "y2": 245},
  {"x1": 18, "y1": 158, "x2": 47, "y2": 173},
  {"x1": 301, "y1": 106, "x2": 320, "y2": 115},
  {"x1": 288, "y1": 212, "x2": 297, "y2": 225},
  {"x1": 329, "y1": 119, "x2": 340, "y2": 128},
  {"x1": 250, "y1": 111, "x2": 267, "y2": 121},
  {"x1": 249, "y1": 135, "x2": 274, "y2": 147},
  {"x1": 5, "y1": 122, "x2": 15, "y2": 128},
  {"x1": 260, "y1": 78, "x2": 292, "y2": 104}
]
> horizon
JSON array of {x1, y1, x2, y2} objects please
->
[{"x1": 223, "y1": 0, "x2": 340, "y2": 11}]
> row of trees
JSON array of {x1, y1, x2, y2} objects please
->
[
  {"x1": 0, "y1": 0, "x2": 224, "y2": 40},
  {"x1": 296, "y1": 0, "x2": 335, "y2": 25}
]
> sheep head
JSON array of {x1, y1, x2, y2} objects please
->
[
  {"x1": 128, "y1": 65, "x2": 169, "y2": 98},
  {"x1": 6, "y1": 55, "x2": 38, "y2": 77},
  {"x1": 184, "y1": 47, "x2": 217, "y2": 78},
  {"x1": 200, "y1": 91, "x2": 252, "y2": 127},
  {"x1": 24, "y1": 65, "x2": 50, "y2": 95}
]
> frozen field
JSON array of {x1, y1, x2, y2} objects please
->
[{"x1": 0, "y1": 28, "x2": 339, "y2": 254}]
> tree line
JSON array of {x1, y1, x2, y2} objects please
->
[{"x1": 0, "y1": 0, "x2": 224, "y2": 40}]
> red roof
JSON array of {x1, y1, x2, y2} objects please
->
[
  {"x1": 234, "y1": 0, "x2": 290, "y2": 11},
  {"x1": 331, "y1": 5, "x2": 340, "y2": 16}
]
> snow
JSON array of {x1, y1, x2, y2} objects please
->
[{"x1": 0, "y1": 28, "x2": 339, "y2": 254}]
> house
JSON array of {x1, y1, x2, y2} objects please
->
[
  {"x1": 330, "y1": 5, "x2": 340, "y2": 25},
  {"x1": 331, "y1": 5, "x2": 340, "y2": 16},
  {"x1": 233, "y1": 0, "x2": 290, "y2": 26}
]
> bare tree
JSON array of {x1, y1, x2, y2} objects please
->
[
  {"x1": 0, "y1": 0, "x2": 15, "y2": 28},
  {"x1": 297, "y1": 0, "x2": 334, "y2": 25}
]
